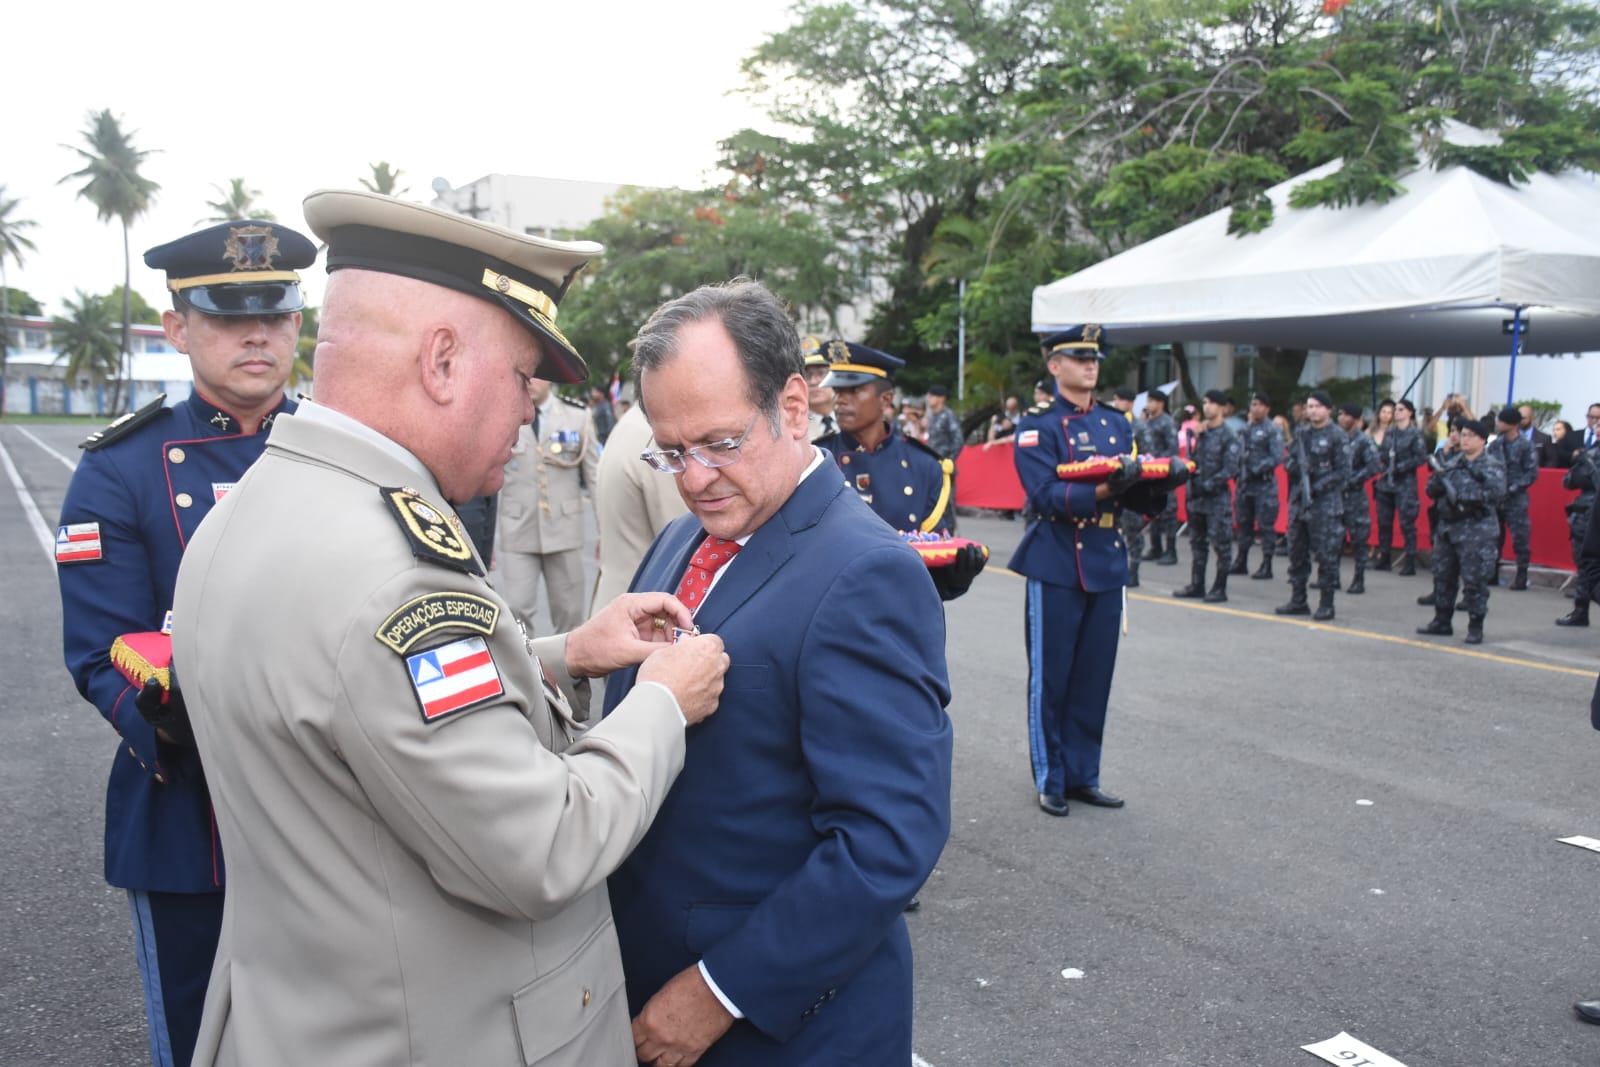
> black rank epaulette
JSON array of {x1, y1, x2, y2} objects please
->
[
  {"x1": 1027, "y1": 400, "x2": 1053, "y2": 416},
  {"x1": 560, "y1": 394, "x2": 587, "y2": 409},
  {"x1": 81, "y1": 394, "x2": 169, "y2": 451},
  {"x1": 378, "y1": 487, "x2": 483, "y2": 576}
]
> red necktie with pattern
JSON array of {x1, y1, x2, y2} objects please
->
[{"x1": 673, "y1": 536, "x2": 742, "y2": 612}]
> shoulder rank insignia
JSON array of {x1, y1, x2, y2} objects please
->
[
  {"x1": 81, "y1": 394, "x2": 169, "y2": 451},
  {"x1": 1027, "y1": 400, "x2": 1053, "y2": 416},
  {"x1": 375, "y1": 592, "x2": 500, "y2": 654},
  {"x1": 379, "y1": 487, "x2": 482, "y2": 576},
  {"x1": 559, "y1": 394, "x2": 586, "y2": 410}
]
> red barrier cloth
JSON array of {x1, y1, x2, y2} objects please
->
[{"x1": 958, "y1": 444, "x2": 1580, "y2": 570}]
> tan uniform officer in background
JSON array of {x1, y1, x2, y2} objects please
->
[
  {"x1": 591, "y1": 403, "x2": 688, "y2": 614},
  {"x1": 171, "y1": 189, "x2": 728, "y2": 1067},
  {"x1": 497, "y1": 379, "x2": 600, "y2": 636}
]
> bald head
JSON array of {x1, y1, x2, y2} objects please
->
[{"x1": 312, "y1": 268, "x2": 542, "y2": 502}]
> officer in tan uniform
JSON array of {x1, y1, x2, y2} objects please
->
[
  {"x1": 592, "y1": 403, "x2": 688, "y2": 614},
  {"x1": 497, "y1": 379, "x2": 600, "y2": 635},
  {"x1": 170, "y1": 189, "x2": 728, "y2": 1067}
]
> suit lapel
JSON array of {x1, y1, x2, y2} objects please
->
[{"x1": 693, "y1": 465, "x2": 844, "y2": 633}]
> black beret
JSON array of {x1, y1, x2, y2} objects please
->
[
  {"x1": 1339, "y1": 402, "x2": 1363, "y2": 419},
  {"x1": 1113, "y1": 386, "x2": 1137, "y2": 401},
  {"x1": 1497, "y1": 406, "x2": 1520, "y2": 426},
  {"x1": 1307, "y1": 389, "x2": 1334, "y2": 408},
  {"x1": 1203, "y1": 388, "x2": 1229, "y2": 405}
]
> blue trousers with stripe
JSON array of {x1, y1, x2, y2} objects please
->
[
  {"x1": 128, "y1": 889, "x2": 223, "y2": 1067},
  {"x1": 1025, "y1": 580, "x2": 1121, "y2": 795}
]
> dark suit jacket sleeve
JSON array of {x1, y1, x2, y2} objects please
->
[{"x1": 700, "y1": 544, "x2": 953, "y2": 1041}]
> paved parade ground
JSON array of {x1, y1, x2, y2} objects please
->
[{"x1": 3, "y1": 419, "x2": 1599, "y2": 1066}]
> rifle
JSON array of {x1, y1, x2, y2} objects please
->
[
  {"x1": 1427, "y1": 452, "x2": 1465, "y2": 510},
  {"x1": 1381, "y1": 436, "x2": 1396, "y2": 491},
  {"x1": 1291, "y1": 432, "x2": 1314, "y2": 509}
]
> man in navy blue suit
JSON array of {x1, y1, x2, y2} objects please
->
[
  {"x1": 1011, "y1": 326, "x2": 1183, "y2": 817},
  {"x1": 603, "y1": 279, "x2": 954, "y2": 1067}
]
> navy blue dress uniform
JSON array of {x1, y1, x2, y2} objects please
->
[
  {"x1": 54, "y1": 219, "x2": 313, "y2": 1067},
  {"x1": 812, "y1": 341, "x2": 954, "y2": 535},
  {"x1": 1009, "y1": 327, "x2": 1173, "y2": 814}
]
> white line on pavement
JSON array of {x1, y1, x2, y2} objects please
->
[
  {"x1": 16, "y1": 426, "x2": 78, "y2": 472},
  {"x1": 0, "y1": 437, "x2": 58, "y2": 563},
  {"x1": 913, "y1": 1055, "x2": 937, "y2": 1066}
]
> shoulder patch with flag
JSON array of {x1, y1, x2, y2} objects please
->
[
  {"x1": 56, "y1": 523, "x2": 103, "y2": 563},
  {"x1": 1017, "y1": 429, "x2": 1040, "y2": 448},
  {"x1": 405, "y1": 636, "x2": 503, "y2": 724}
]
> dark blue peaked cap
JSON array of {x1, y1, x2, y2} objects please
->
[
  {"x1": 1040, "y1": 324, "x2": 1107, "y2": 360},
  {"x1": 820, "y1": 339, "x2": 905, "y2": 388},
  {"x1": 144, "y1": 220, "x2": 316, "y2": 316}
]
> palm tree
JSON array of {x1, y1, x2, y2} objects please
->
[
  {"x1": 60, "y1": 108, "x2": 161, "y2": 415},
  {"x1": 200, "y1": 177, "x2": 274, "y2": 223},
  {"x1": 360, "y1": 162, "x2": 408, "y2": 197},
  {"x1": 52, "y1": 290, "x2": 122, "y2": 413},
  {"x1": 0, "y1": 186, "x2": 39, "y2": 417}
]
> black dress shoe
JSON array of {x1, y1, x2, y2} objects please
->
[
  {"x1": 1575, "y1": 999, "x2": 1600, "y2": 1024},
  {"x1": 1064, "y1": 785, "x2": 1124, "y2": 808},
  {"x1": 904, "y1": 896, "x2": 922, "y2": 913},
  {"x1": 1038, "y1": 793, "x2": 1070, "y2": 817}
]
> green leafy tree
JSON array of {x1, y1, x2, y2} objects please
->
[
  {"x1": 559, "y1": 185, "x2": 867, "y2": 385},
  {"x1": 295, "y1": 305, "x2": 319, "y2": 386},
  {"x1": 51, "y1": 289, "x2": 122, "y2": 404},
  {"x1": 98, "y1": 285, "x2": 162, "y2": 325},
  {"x1": 200, "y1": 177, "x2": 274, "y2": 223},
  {"x1": 1, "y1": 287, "x2": 42, "y2": 317},
  {"x1": 0, "y1": 185, "x2": 39, "y2": 415},
  {"x1": 60, "y1": 109, "x2": 161, "y2": 415},
  {"x1": 360, "y1": 162, "x2": 408, "y2": 197}
]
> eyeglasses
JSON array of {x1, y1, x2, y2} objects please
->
[{"x1": 640, "y1": 412, "x2": 761, "y2": 474}]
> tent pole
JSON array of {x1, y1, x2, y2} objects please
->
[
  {"x1": 1507, "y1": 307, "x2": 1524, "y2": 407},
  {"x1": 1399, "y1": 357, "x2": 1432, "y2": 403},
  {"x1": 1370, "y1": 355, "x2": 1378, "y2": 411}
]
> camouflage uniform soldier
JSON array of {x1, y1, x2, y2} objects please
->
[
  {"x1": 1276, "y1": 390, "x2": 1351, "y2": 621},
  {"x1": 1174, "y1": 390, "x2": 1242, "y2": 603},
  {"x1": 1490, "y1": 406, "x2": 1538, "y2": 590},
  {"x1": 1231, "y1": 391, "x2": 1283, "y2": 581},
  {"x1": 1416, "y1": 418, "x2": 1507, "y2": 644},
  {"x1": 1338, "y1": 403, "x2": 1381, "y2": 595},
  {"x1": 1557, "y1": 429, "x2": 1600, "y2": 627},
  {"x1": 1142, "y1": 389, "x2": 1180, "y2": 565},
  {"x1": 1110, "y1": 387, "x2": 1150, "y2": 586},
  {"x1": 1374, "y1": 398, "x2": 1428, "y2": 574}
]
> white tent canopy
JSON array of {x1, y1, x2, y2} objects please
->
[{"x1": 1032, "y1": 127, "x2": 1600, "y2": 357}]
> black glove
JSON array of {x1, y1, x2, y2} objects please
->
[
  {"x1": 1157, "y1": 459, "x2": 1191, "y2": 490},
  {"x1": 1104, "y1": 456, "x2": 1142, "y2": 496},
  {"x1": 136, "y1": 667, "x2": 194, "y2": 748},
  {"x1": 932, "y1": 543, "x2": 988, "y2": 601},
  {"x1": 1425, "y1": 476, "x2": 1445, "y2": 499}
]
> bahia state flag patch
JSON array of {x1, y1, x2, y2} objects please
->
[
  {"x1": 1017, "y1": 429, "x2": 1040, "y2": 448},
  {"x1": 56, "y1": 523, "x2": 103, "y2": 563},
  {"x1": 406, "y1": 636, "x2": 503, "y2": 723}
]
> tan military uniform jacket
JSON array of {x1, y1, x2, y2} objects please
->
[
  {"x1": 591, "y1": 405, "x2": 688, "y2": 614},
  {"x1": 172, "y1": 406, "x2": 684, "y2": 1067},
  {"x1": 499, "y1": 396, "x2": 600, "y2": 555}
]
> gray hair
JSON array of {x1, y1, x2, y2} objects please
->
[{"x1": 629, "y1": 278, "x2": 803, "y2": 431}]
